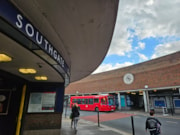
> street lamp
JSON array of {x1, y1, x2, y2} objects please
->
[
  {"x1": 76, "y1": 91, "x2": 79, "y2": 95},
  {"x1": 144, "y1": 85, "x2": 148, "y2": 89}
]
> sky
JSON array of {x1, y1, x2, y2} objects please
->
[{"x1": 93, "y1": 0, "x2": 180, "y2": 74}]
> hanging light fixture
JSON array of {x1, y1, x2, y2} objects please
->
[
  {"x1": 0, "y1": 53, "x2": 12, "y2": 62},
  {"x1": 19, "y1": 68, "x2": 37, "y2": 74},
  {"x1": 35, "y1": 76, "x2": 48, "y2": 80}
]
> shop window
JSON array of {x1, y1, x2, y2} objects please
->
[
  {"x1": 126, "y1": 96, "x2": 132, "y2": 107},
  {"x1": 121, "y1": 95, "x2": 126, "y2": 107},
  {"x1": 154, "y1": 100, "x2": 165, "y2": 108},
  {"x1": 174, "y1": 99, "x2": 180, "y2": 108}
]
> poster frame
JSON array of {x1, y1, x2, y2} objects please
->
[
  {"x1": 0, "y1": 89, "x2": 12, "y2": 115},
  {"x1": 27, "y1": 91, "x2": 56, "y2": 113}
]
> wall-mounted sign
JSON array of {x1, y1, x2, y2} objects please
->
[
  {"x1": 0, "y1": 90, "x2": 11, "y2": 115},
  {"x1": 0, "y1": 0, "x2": 69, "y2": 77},
  {"x1": 28, "y1": 92, "x2": 56, "y2": 113}
]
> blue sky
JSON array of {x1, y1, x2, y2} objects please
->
[{"x1": 93, "y1": 0, "x2": 180, "y2": 74}]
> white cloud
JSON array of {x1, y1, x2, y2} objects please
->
[
  {"x1": 108, "y1": 0, "x2": 180, "y2": 56},
  {"x1": 151, "y1": 41, "x2": 180, "y2": 59},
  {"x1": 127, "y1": 0, "x2": 180, "y2": 39},
  {"x1": 135, "y1": 42, "x2": 145, "y2": 50},
  {"x1": 98, "y1": 0, "x2": 180, "y2": 74},
  {"x1": 107, "y1": 22, "x2": 132, "y2": 56},
  {"x1": 146, "y1": 0, "x2": 155, "y2": 6},
  {"x1": 92, "y1": 62, "x2": 134, "y2": 74},
  {"x1": 137, "y1": 53, "x2": 148, "y2": 62}
]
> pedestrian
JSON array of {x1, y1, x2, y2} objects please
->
[
  {"x1": 146, "y1": 110, "x2": 162, "y2": 135},
  {"x1": 70, "y1": 104, "x2": 74, "y2": 128},
  {"x1": 71, "y1": 103, "x2": 80, "y2": 132}
]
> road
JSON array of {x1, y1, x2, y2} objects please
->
[{"x1": 63, "y1": 107, "x2": 180, "y2": 135}]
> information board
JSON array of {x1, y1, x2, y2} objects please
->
[{"x1": 28, "y1": 92, "x2": 56, "y2": 113}]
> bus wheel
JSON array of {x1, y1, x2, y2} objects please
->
[{"x1": 95, "y1": 107, "x2": 99, "y2": 112}]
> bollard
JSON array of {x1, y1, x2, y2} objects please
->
[
  {"x1": 131, "y1": 116, "x2": 135, "y2": 135},
  {"x1": 65, "y1": 99, "x2": 68, "y2": 118},
  {"x1": 97, "y1": 110, "x2": 100, "y2": 127}
]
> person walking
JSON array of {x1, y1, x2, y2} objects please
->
[
  {"x1": 146, "y1": 110, "x2": 162, "y2": 135},
  {"x1": 70, "y1": 104, "x2": 74, "y2": 128},
  {"x1": 71, "y1": 103, "x2": 80, "y2": 132}
]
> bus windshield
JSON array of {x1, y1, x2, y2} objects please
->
[{"x1": 108, "y1": 96, "x2": 115, "y2": 105}]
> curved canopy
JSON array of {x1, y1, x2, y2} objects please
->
[{"x1": 0, "y1": 0, "x2": 119, "y2": 83}]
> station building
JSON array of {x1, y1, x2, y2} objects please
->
[
  {"x1": 0, "y1": 0, "x2": 119, "y2": 135},
  {"x1": 65, "y1": 51, "x2": 180, "y2": 115}
]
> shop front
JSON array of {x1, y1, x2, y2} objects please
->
[
  {"x1": 116, "y1": 91, "x2": 144, "y2": 111},
  {"x1": 149, "y1": 89, "x2": 180, "y2": 115}
]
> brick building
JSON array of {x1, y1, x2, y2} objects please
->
[{"x1": 65, "y1": 51, "x2": 180, "y2": 114}]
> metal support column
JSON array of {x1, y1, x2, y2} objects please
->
[
  {"x1": 143, "y1": 91, "x2": 149, "y2": 112},
  {"x1": 117, "y1": 92, "x2": 121, "y2": 110}
]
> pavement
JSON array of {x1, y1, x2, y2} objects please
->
[
  {"x1": 60, "y1": 110, "x2": 180, "y2": 135},
  {"x1": 61, "y1": 116, "x2": 128, "y2": 135}
]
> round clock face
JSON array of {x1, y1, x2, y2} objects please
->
[{"x1": 123, "y1": 73, "x2": 134, "y2": 84}]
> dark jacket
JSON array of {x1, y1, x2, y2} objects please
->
[
  {"x1": 146, "y1": 117, "x2": 161, "y2": 130},
  {"x1": 72, "y1": 106, "x2": 80, "y2": 118}
]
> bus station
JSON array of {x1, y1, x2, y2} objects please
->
[{"x1": 65, "y1": 51, "x2": 180, "y2": 115}]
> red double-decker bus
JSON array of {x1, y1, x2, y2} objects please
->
[{"x1": 70, "y1": 95, "x2": 116, "y2": 112}]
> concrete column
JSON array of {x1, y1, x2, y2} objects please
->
[
  {"x1": 117, "y1": 93, "x2": 121, "y2": 110},
  {"x1": 143, "y1": 91, "x2": 149, "y2": 112}
]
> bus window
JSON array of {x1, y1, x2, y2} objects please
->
[
  {"x1": 108, "y1": 97, "x2": 115, "y2": 105},
  {"x1": 94, "y1": 98, "x2": 99, "y2": 103},
  {"x1": 85, "y1": 99, "x2": 88, "y2": 104},
  {"x1": 73, "y1": 99, "x2": 77, "y2": 103},
  {"x1": 101, "y1": 98, "x2": 106, "y2": 105},
  {"x1": 77, "y1": 99, "x2": 81, "y2": 104},
  {"x1": 89, "y1": 98, "x2": 93, "y2": 104},
  {"x1": 82, "y1": 99, "x2": 85, "y2": 104}
]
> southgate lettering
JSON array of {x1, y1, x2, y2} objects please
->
[
  {"x1": 0, "y1": 0, "x2": 69, "y2": 76},
  {"x1": 15, "y1": 14, "x2": 65, "y2": 68}
]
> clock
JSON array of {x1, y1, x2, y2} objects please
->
[{"x1": 123, "y1": 73, "x2": 134, "y2": 84}]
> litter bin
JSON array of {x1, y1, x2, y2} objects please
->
[
  {"x1": 162, "y1": 107, "x2": 168, "y2": 116},
  {"x1": 167, "y1": 108, "x2": 174, "y2": 116}
]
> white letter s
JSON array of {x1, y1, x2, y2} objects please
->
[{"x1": 16, "y1": 14, "x2": 23, "y2": 28}]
